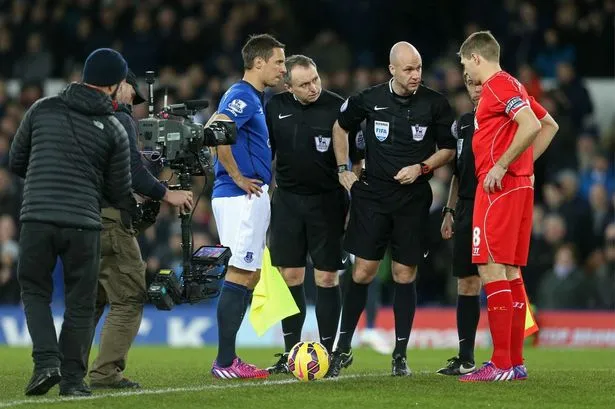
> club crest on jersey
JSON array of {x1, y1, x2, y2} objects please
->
[
  {"x1": 244, "y1": 252, "x2": 253, "y2": 263},
  {"x1": 314, "y1": 135, "x2": 331, "y2": 152},
  {"x1": 374, "y1": 120, "x2": 389, "y2": 141},
  {"x1": 227, "y1": 99, "x2": 247, "y2": 116},
  {"x1": 411, "y1": 124, "x2": 427, "y2": 141}
]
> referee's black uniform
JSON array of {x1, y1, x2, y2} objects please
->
[
  {"x1": 450, "y1": 112, "x2": 478, "y2": 278},
  {"x1": 328, "y1": 79, "x2": 456, "y2": 377},
  {"x1": 265, "y1": 89, "x2": 362, "y2": 357},
  {"x1": 339, "y1": 80, "x2": 456, "y2": 265},
  {"x1": 266, "y1": 89, "x2": 362, "y2": 272}
]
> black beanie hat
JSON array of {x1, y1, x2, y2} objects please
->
[{"x1": 82, "y1": 48, "x2": 128, "y2": 87}]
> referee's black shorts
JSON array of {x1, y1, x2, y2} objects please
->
[
  {"x1": 344, "y1": 181, "x2": 432, "y2": 267},
  {"x1": 452, "y1": 198, "x2": 479, "y2": 278},
  {"x1": 269, "y1": 187, "x2": 349, "y2": 272}
]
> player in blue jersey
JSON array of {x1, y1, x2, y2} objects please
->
[{"x1": 208, "y1": 34, "x2": 286, "y2": 379}]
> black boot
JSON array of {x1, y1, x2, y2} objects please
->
[
  {"x1": 59, "y1": 380, "x2": 92, "y2": 396},
  {"x1": 25, "y1": 367, "x2": 61, "y2": 396}
]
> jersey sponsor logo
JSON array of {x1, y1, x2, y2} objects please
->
[
  {"x1": 244, "y1": 252, "x2": 254, "y2": 263},
  {"x1": 451, "y1": 120, "x2": 458, "y2": 138},
  {"x1": 340, "y1": 98, "x2": 349, "y2": 112},
  {"x1": 355, "y1": 130, "x2": 365, "y2": 150},
  {"x1": 457, "y1": 138, "x2": 464, "y2": 159},
  {"x1": 504, "y1": 96, "x2": 526, "y2": 115},
  {"x1": 227, "y1": 99, "x2": 247, "y2": 116},
  {"x1": 374, "y1": 120, "x2": 389, "y2": 141},
  {"x1": 314, "y1": 135, "x2": 331, "y2": 152},
  {"x1": 411, "y1": 124, "x2": 427, "y2": 141}
]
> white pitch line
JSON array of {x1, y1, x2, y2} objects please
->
[{"x1": 0, "y1": 373, "x2": 384, "y2": 408}]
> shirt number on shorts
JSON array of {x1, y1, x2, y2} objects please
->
[{"x1": 472, "y1": 227, "x2": 481, "y2": 247}]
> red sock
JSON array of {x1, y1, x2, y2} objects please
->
[
  {"x1": 509, "y1": 277, "x2": 527, "y2": 366},
  {"x1": 485, "y1": 280, "x2": 513, "y2": 369}
]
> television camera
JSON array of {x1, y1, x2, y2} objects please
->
[{"x1": 136, "y1": 70, "x2": 237, "y2": 310}]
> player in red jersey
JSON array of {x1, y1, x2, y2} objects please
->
[{"x1": 457, "y1": 31, "x2": 559, "y2": 382}]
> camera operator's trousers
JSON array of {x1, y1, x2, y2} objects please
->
[
  {"x1": 88, "y1": 208, "x2": 147, "y2": 385},
  {"x1": 18, "y1": 222, "x2": 100, "y2": 383}
]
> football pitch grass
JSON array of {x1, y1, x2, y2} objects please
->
[{"x1": 0, "y1": 347, "x2": 614, "y2": 409}]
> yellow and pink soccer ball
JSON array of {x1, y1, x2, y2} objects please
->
[{"x1": 287, "y1": 341, "x2": 329, "y2": 381}]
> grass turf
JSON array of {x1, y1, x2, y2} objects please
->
[{"x1": 0, "y1": 347, "x2": 614, "y2": 409}]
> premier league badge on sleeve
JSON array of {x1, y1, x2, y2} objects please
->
[
  {"x1": 244, "y1": 252, "x2": 254, "y2": 263},
  {"x1": 227, "y1": 99, "x2": 247, "y2": 116}
]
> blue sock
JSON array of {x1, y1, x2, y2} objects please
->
[{"x1": 215, "y1": 281, "x2": 248, "y2": 367}]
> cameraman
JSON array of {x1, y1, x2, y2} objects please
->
[
  {"x1": 9, "y1": 48, "x2": 131, "y2": 397},
  {"x1": 88, "y1": 69, "x2": 193, "y2": 389}
]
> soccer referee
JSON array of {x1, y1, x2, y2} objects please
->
[
  {"x1": 328, "y1": 42, "x2": 456, "y2": 377},
  {"x1": 265, "y1": 55, "x2": 363, "y2": 374},
  {"x1": 437, "y1": 72, "x2": 482, "y2": 376}
]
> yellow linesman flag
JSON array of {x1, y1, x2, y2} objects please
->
[
  {"x1": 249, "y1": 247, "x2": 299, "y2": 336},
  {"x1": 524, "y1": 292, "x2": 539, "y2": 338}
]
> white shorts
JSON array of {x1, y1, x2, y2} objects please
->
[{"x1": 211, "y1": 185, "x2": 270, "y2": 271}]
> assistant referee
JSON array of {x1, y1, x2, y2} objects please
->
[
  {"x1": 328, "y1": 42, "x2": 456, "y2": 377},
  {"x1": 265, "y1": 55, "x2": 363, "y2": 374}
]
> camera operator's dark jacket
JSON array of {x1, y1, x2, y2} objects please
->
[
  {"x1": 9, "y1": 83, "x2": 131, "y2": 230},
  {"x1": 105, "y1": 103, "x2": 165, "y2": 204}
]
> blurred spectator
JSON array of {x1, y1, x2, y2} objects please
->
[
  {"x1": 303, "y1": 30, "x2": 352, "y2": 74},
  {"x1": 534, "y1": 29, "x2": 575, "y2": 79},
  {"x1": 579, "y1": 152, "x2": 615, "y2": 201},
  {"x1": 589, "y1": 184, "x2": 612, "y2": 247},
  {"x1": 557, "y1": 170, "x2": 594, "y2": 258},
  {"x1": 595, "y1": 224, "x2": 615, "y2": 309},
  {"x1": 525, "y1": 211, "x2": 567, "y2": 299},
  {"x1": 553, "y1": 62, "x2": 594, "y2": 132},
  {"x1": 537, "y1": 243, "x2": 598, "y2": 309},
  {"x1": 518, "y1": 63, "x2": 543, "y2": 101},
  {"x1": 12, "y1": 33, "x2": 53, "y2": 82},
  {"x1": 122, "y1": 10, "x2": 159, "y2": 76},
  {"x1": 0, "y1": 214, "x2": 19, "y2": 304}
]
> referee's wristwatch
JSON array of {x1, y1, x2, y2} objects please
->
[
  {"x1": 337, "y1": 164, "x2": 349, "y2": 173},
  {"x1": 442, "y1": 206, "x2": 456, "y2": 218},
  {"x1": 419, "y1": 162, "x2": 431, "y2": 175}
]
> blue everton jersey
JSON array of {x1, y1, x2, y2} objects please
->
[{"x1": 213, "y1": 80, "x2": 272, "y2": 198}]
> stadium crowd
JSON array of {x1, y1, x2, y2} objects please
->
[{"x1": 0, "y1": 0, "x2": 613, "y2": 311}]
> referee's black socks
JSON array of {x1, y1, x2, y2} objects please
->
[
  {"x1": 457, "y1": 295, "x2": 480, "y2": 362},
  {"x1": 393, "y1": 281, "x2": 417, "y2": 357},
  {"x1": 316, "y1": 285, "x2": 341, "y2": 353},
  {"x1": 336, "y1": 279, "x2": 369, "y2": 353},
  {"x1": 282, "y1": 284, "x2": 306, "y2": 352}
]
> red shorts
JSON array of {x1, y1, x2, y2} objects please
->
[{"x1": 472, "y1": 174, "x2": 534, "y2": 266}]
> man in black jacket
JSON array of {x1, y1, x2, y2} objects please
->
[
  {"x1": 88, "y1": 70, "x2": 193, "y2": 389},
  {"x1": 9, "y1": 48, "x2": 132, "y2": 397}
]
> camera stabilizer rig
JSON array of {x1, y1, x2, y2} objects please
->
[{"x1": 138, "y1": 70, "x2": 237, "y2": 310}]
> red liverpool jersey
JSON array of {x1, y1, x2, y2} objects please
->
[{"x1": 473, "y1": 71, "x2": 547, "y2": 178}]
